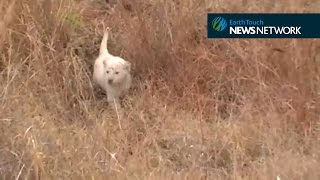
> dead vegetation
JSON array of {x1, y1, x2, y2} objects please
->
[{"x1": 0, "y1": 0, "x2": 319, "y2": 179}]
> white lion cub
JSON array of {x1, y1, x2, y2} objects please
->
[{"x1": 93, "y1": 27, "x2": 132, "y2": 112}]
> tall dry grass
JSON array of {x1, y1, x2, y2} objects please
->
[{"x1": 0, "y1": 0, "x2": 319, "y2": 179}]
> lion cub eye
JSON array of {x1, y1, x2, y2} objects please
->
[
  {"x1": 115, "y1": 72, "x2": 119, "y2": 74},
  {"x1": 106, "y1": 71, "x2": 109, "y2": 74}
]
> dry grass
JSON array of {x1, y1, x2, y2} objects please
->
[{"x1": 0, "y1": 0, "x2": 320, "y2": 179}]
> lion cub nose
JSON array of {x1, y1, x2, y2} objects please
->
[{"x1": 108, "y1": 79, "x2": 113, "y2": 84}]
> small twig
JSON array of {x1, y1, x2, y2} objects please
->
[
  {"x1": 104, "y1": 148, "x2": 124, "y2": 170},
  {"x1": 23, "y1": 125, "x2": 33, "y2": 138},
  {"x1": 15, "y1": 164, "x2": 25, "y2": 180}
]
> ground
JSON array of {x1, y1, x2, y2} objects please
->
[{"x1": 0, "y1": 0, "x2": 320, "y2": 179}]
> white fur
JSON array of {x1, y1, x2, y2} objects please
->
[{"x1": 93, "y1": 27, "x2": 132, "y2": 111}]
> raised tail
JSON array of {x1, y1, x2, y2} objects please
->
[{"x1": 99, "y1": 27, "x2": 111, "y2": 55}]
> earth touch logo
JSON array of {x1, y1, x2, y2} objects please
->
[
  {"x1": 212, "y1": 17, "x2": 227, "y2": 31},
  {"x1": 208, "y1": 13, "x2": 320, "y2": 38}
]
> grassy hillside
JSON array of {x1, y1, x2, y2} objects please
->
[{"x1": 0, "y1": 0, "x2": 319, "y2": 179}]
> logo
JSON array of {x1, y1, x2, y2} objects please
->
[
  {"x1": 212, "y1": 17, "x2": 227, "y2": 31},
  {"x1": 208, "y1": 13, "x2": 320, "y2": 38}
]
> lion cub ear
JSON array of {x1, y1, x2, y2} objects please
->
[{"x1": 124, "y1": 61, "x2": 131, "y2": 72}]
